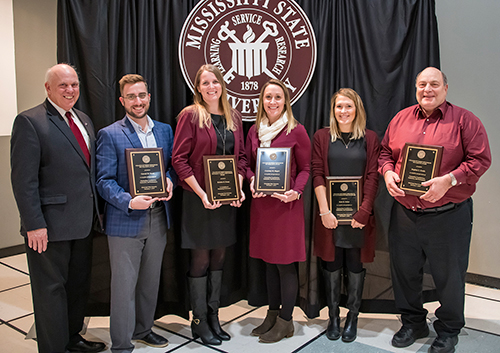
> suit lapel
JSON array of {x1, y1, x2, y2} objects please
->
[
  {"x1": 152, "y1": 124, "x2": 165, "y2": 150},
  {"x1": 45, "y1": 100, "x2": 89, "y2": 169},
  {"x1": 121, "y1": 117, "x2": 143, "y2": 148}
]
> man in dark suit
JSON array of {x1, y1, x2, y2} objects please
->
[
  {"x1": 96, "y1": 74, "x2": 175, "y2": 353},
  {"x1": 10, "y1": 64, "x2": 106, "y2": 353}
]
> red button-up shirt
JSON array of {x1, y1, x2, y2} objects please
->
[{"x1": 378, "y1": 101, "x2": 491, "y2": 210}]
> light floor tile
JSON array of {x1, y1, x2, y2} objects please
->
[
  {"x1": 0, "y1": 283, "x2": 33, "y2": 322},
  {"x1": 137, "y1": 326, "x2": 192, "y2": 353},
  {"x1": 1, "y1": 249, "x2": 500, "y2": 353},
  {"x1": 212, "y1": 306, "x2": 329, "y2": 353},
  {"x1": 167, "y1": 341, "x2": 224, "y2": 352},
  {"x1": 0, "y1": 253, "x2": 29, "y2": 274},
  {"x1": 298, "y1": 336, "x2": 396, "y2": 353},
  {"x1": 421, "y1": 293, "x2": 500, "y2": 335},
  {"x1": 464, "y1": 293, "x2": 500, "y2": 334},
  {"x1": 0, "y1": 323, "x2": 38, "y2": 353},
  {"x1": 466, "y1": 283, "x2": 500, "y2": 301},
  {"x1": 154, "y1": 301, "x2": 257, "y2": 343},
  {"x1": 352, "y1": 316, "x2": 433, "y2": 353},
  {"x1": 155, "y1": 313, "x2": 193, "y2": 339},
  {"x1": 219, "y1": 299, "x2": 255, "y2": 324},
  {"x1": 0, "y1": 261, "x2": 30, "y2": 292},
  {"x1": 7, "y1": 313, "x2": 34, "y2": 334},
  {"x1": 81, "y1": 317, "x2": 193, "y2": 353}
]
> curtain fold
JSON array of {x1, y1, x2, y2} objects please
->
[{"x1": 57, "y1": 0, "x2": 439, "y2": 319}]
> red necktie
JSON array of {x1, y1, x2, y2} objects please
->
[{"x1": 66, "y1": 111, "x2": 90, "y2": 165}]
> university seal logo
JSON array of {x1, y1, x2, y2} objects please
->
[{"x1": 179, "y1": 0, "x2": 317, "y2": 121}]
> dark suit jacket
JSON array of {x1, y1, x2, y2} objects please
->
[
  {"x1": 96, "y1": 117, "x2": 175, "y2": 237},
  {"x1": 11, "y1": 99, "x2": 98, "y2": 241}
]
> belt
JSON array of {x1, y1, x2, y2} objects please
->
[
  {"x1": 413, "y1": 200, "x2": 466, "y2": 214},
  {"x1": 150, "y1": 200, "x2": 164, "y2": 209}
]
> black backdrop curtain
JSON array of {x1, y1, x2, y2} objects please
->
[{"x1": 57, "y1": 0, "x2": 440, "y2": 319}]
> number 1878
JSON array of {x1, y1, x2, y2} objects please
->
[{"x1": 241, "y1": 81, "x2": 259, "y2": 91}]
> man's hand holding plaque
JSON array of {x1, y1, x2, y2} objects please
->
[
  {"x1": 125, "y1": 148, "x2": 169, "y2": 199},
  {"x1": 399, "y1": 143, "x2": 443, "y2": 196}
]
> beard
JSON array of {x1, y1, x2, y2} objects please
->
[{"x1": 126, "y1": 103, "x2": 149, "y2": 120}]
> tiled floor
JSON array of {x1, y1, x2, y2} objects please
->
[{"x1": 1, "y1": 253, "x2": 500, "y2": 352}]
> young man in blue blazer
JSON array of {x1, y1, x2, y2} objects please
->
[{"x1": 96, "y1": 74, "x2": 176, "y2": 353}]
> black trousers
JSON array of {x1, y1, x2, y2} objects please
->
[
  {"x1": 389, "y1": 199, "x2": 472, "y2": 337},
  {"x1": 25, "y1": 234, "x2": 93, "y2": 353}
]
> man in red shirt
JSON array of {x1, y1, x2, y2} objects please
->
[{"x1": 379, "y1": 67, "x2": 491, "y2": 353}]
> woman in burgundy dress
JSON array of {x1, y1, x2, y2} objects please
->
[
  {"x1": 172, "y1": 64, "x2": 246, "y2": 345},
  {"x1": 312, "y1": 88, "x2": 379, "y2": 343},
  {"x1": 246, "y1": 79, "x2": 311, "y2": 343}
]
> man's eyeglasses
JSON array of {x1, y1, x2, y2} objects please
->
[{"x1": 123, "y1": 92, "x2": 148, "y2": 101}]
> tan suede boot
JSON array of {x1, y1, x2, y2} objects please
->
[
  {"x1": 251, "y1": 309, "x2": 279, "y2": 336},
  {"x1": 259, "y1": 316, "x2": 294, "y2": 343}
]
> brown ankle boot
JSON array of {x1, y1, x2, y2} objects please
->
[
  {"x1": 259, "y1": 316, "x2": 294, "y2": 343},
  {"x1": 251, "y1": 309, "x2": 279, "y2": 336}
]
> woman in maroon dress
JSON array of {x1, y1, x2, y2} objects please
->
[
  {"x1": 246, "y1": 79, "x2": 311, "y2": 343},
  {"x1": 312, "y1": 88, "x2": 379, "y2": 343},
  {"x1": 172, "y1": 64, "x2": 246, "y2": 345}
]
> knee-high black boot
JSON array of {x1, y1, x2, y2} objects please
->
[
  {"x1": 207, "y1": 271, "x2": 230, "y2": 341},
  {"x1": 188, "y1": 276, "x2": 221, "y2": 345},
  {"x1": 322, "y1": 268, "x2": 342, "y2": 340},
  {"x1": 342, "y1": 269, "x2": 365, "y2": 342}
]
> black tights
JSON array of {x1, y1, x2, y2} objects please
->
[
  {"x1": 266, "y1": 262, "x2": 298, "y2": 321},
  {"x1": 323, "y1": 247, "x2": 363, "y2": 273},
  {"x1": 189, "y1": 247, "x2": 226, "y2": 278}
]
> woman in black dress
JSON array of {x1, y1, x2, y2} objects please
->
[
  {"x1": 172, "y1": 64, "x2": 247, "y2": 345},
  {"x1": 312, "y1": 88, "x2": 380, "y2": 343}
]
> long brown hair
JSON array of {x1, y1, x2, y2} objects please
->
[
  {"x1": 179, "y1": 64, "x2": 236, "y2": 131},
  {"x1": 329, "y1": 88, "x2": 366, "y2": 141},
  {"x1": 255, "y1": 79, "x2": 297, "y2": 134}
]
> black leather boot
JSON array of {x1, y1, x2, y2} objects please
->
[
  {"x1": 322, "y1": 268, "x2": 342, "y2": 340},
  {"x1": 188, "y1": 276, "x2": 222, "y2": 345},
  {"x1": 342, "y1": 269, "x2": 365, "y2": 342},
  {"x1": 207, "y1": 271, "x2": 230, "y2": 341}
]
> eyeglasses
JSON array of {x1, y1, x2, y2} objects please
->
[{"x1": 123, "y1": 92, "x2": 148, "y2": 101}]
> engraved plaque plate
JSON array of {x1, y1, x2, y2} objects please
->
[
  {"x1": 255, "y1": 147, "x2": 291, "y2": 195},
  {"x1": 125, "y1": 148, "x2": 168, "y2": 198},
  {"x1": 327, "y1": 176, "x2": 362, "y2": 225},
  {"x1": 399, "y1": 143, "x2": 443, "y2": 196},
  {"x1": 203, "y1": 155, "x2": 240, "y2": 204}
]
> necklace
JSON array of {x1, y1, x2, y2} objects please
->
[
  {"x1": 339, "y1": 133, "x2": 352, "y2": 149},
  {"x1": 211, "y1": 116, "x2": 227, "y2": 155}
]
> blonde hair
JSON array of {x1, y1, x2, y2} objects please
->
[
  {"x1": 183, "y1": 64, "x2": 236, "y2": 131},
  {"x1": 255, "y1": 79, "x2": 297, "y2": 134},
  {"x1": 329, "y1": 88, "x2": 366, "y2": 141}
]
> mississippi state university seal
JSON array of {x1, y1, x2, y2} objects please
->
[{"x1": 179, "y1": 0, "x2": 317, "y2": 121}]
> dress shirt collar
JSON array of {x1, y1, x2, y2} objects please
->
[
  {"x1": 416, "y1": 101, "x2": 449, "y2": 120},
  {"x1": 47, "y1": 97, "x2": 75, "y2": 121},
  {"x1": 127, "y1": 115, "x2": 155, "y2": 134}
]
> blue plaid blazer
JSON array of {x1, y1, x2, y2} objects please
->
[{"x1": 96, "y1": 117, "x2": 175, "y2": 237}]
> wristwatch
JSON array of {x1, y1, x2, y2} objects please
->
[
  {"x1": 449, "y1": 172, "x2": 457, "y2": 186},
  {"x1": 296, "y1": 191, "x2": 301, "y2": 200}
]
